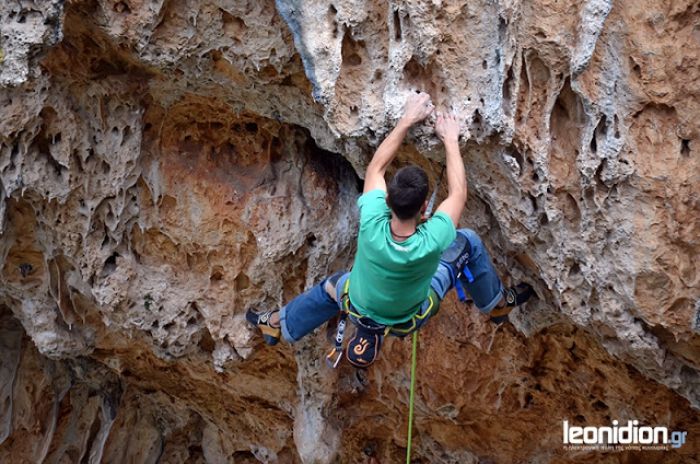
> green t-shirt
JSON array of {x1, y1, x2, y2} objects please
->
[{"x1": 349, "y1": 189, "x2": 457, "y2": 324}]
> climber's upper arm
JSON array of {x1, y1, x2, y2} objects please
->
[
  {"x1": 435, "y1": 190, "x2": 467, "y2": 228},
  {"x1": 363, "y1": 165, "x2": 387, "y2": 193}
]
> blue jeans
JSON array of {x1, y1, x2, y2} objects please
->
[{"x1": 279, "y1": 228, "x2": 504, "y2": 342}]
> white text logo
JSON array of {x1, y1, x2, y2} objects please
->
[{"x1": 563, "y1": 420, "x2": 687, "y2": 451}]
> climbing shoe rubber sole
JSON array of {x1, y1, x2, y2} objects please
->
[
  {"x1": 490, "y1": 283, "x2": 535, "y2": 324},
  {"x1": 245, "y1": 309, "x2": 281, "y2": 346}
]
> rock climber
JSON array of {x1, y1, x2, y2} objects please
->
[{"x1": 247, "y1": 92, "x2": 533, "y2": 367}]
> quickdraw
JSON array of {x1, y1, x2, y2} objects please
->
[
  {"x1": 325, "y1": 312, "x2": 347, "y2": 368},
  {"x1": 326, "y1": 278, "x2": 363, "y2": 368}
]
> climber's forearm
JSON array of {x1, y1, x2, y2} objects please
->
[
  {"x1": 436, "y1": 138, "x2": 467, "y2": 226},
  {"x1": 444, "y1": 140, "x2": 467, "y2": 200},
  {"x1": 363, "y1": 118, "x2": 411, "y2": 193},
  {"x1": 368, "y1": 118, "x2": 411, "y2": 174}
]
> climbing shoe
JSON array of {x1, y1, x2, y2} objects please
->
[
  {"x1": 489, "y1": 283, "x2": 535, "y2": 324},
  {"x1": 245, "y1": 309, "x2": 281, "y2": 345}
]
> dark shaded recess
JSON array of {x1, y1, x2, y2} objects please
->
[
  {"x1": 303, "y1": 130, "x2": 362, "y2": 193},
  {"x1": 33, "y1": 107, "x2": 66, "y2": 177},
  {"x1": 113, "y1": 1, "x2": 131, "y2": 14},
  {"x1": 471, "y1": 109, "x2": 483, "y2": 137},
  {"x1": 568, "y1": 261, "x2": 581, "y2": 276},
  {"x1": 340, "y1": 28, "x2": 364, "y2": 67},
  {"x1": 198, "y1": 329, "x2": 215, "y2": 353},
  {"x1": 630, "y1": 57, "x2": 642, "y2": 78},
  {"x1": 101, "y1": 228, "x2": 110, "y2": 248},
  {"x1": 102, "y1": 252, "x2": 119, "y2": 277},
  {"x1": 210, "y1": 267, "x2": 224, "y2": 281},
  {"x1": 527, "y1": 193, "x2": 538, "y2": 212},
  {"x1": 393, "y1": 9, "x2": 402, "y2": 41},
  {"x1": 550, "y1": 79, "x2": 584, "y2": 128},
  {"x1": 83, "y1": 407, "x2": 104, "y2": 457},
  {"x1": 90, "y1": 54, "x2": 143, "y2": 80},
  {"x1": 516, "y1": 53, "x2": 529, "y2": 125},
  {"x1": 681, "y1": 138, "x2": 690, "y2": 156},
  {"x1": 402, "y1": 56, "x2": 438, "y2": 97},
  {"x1": 591, "y1": 115, "x2": 607, "y2": 154},
  {"x1": 524, "y1": 392, "x2": 534, "y2": 408},
  {"x1": 234, "y1": 272, "x2": 250, "y2": 290},
  {"x1": 325, "y1": 5, "x2": 338, "y2": 39},
  {"x1": 498, "y1": 16, "x2": 507, "y2": 41},
  {"x1": 592, "y1": 400, "x2": 608, "y2": 411},
  {"x1": 510, "y1": 147, "x2": 523, "y2": 174},
  {"x1": 41, "y1": 0, "x2": 155, "y2": 83},
  {"x1": 502, "y1": 65, "x2": 515, "y2": 117},
  {"x1": 10, "y1": 141, "x2": 20, "y2": 165}
]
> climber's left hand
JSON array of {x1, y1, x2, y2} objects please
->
[{"x1": 401, "y1": 92, "x2": 434, "y2": 125}]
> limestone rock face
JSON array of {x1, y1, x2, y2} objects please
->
[{"x1": 0, "y1": 0, "x2": 699, "y2": 462}]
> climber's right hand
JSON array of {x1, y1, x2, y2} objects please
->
[
  {"x1": 435, "y1": 112, "x2": 460, "y2": 144},
  {"x1": 401, "y1": 92, "x2": 434, "y2": 125}
]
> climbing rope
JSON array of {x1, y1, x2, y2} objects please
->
[{"x1": 406, "y1": 331, "x2": 418, "y2": 463}]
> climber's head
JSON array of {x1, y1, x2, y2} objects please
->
[{"x1": 386, "y1": 165, "x2": 429, "y2": 221}]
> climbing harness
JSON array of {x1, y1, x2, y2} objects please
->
[
  {"x1": 326, "y1": 278, "x2": 388, "y2": 369},
  {"x1": 325, "y1": 277, "x2": 440, "y2": 368}
]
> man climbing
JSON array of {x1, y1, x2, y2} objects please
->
[{"x1": 247, "y1": 92, "x2": 533, "y2": 367}]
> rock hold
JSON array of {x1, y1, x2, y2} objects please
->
[{"x1": 0, "y1": 0, "x2": 699, "y2": 462}]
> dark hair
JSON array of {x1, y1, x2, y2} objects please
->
[{"x1": 386, "y1": 165, "x2": 429, "y2": 220}]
